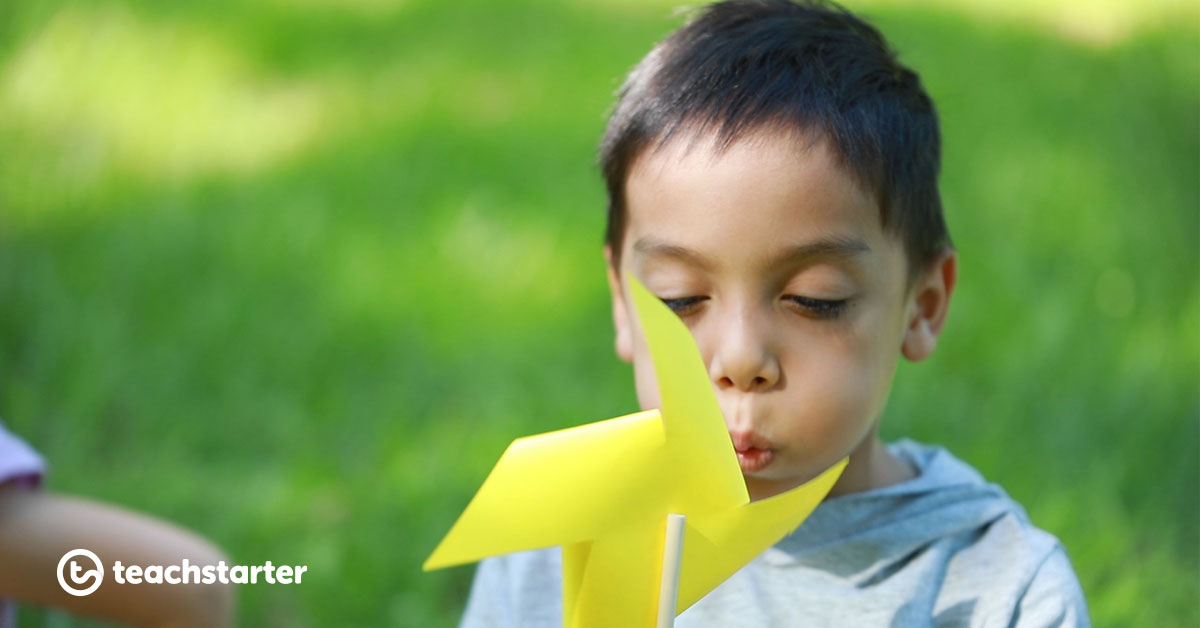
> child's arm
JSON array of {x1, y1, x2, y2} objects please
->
[{"x1": 0, "y1": 484, "x2": 234, "y2": 628}]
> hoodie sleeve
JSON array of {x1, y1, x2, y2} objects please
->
[{"x1": 1011, "y1": 547, "x2": 1091, "y2": 628}]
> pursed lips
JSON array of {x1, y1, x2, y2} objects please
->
[
  {"x1": 729, "y1": 428, "x2": 775, "y2": 473},
  {"x1": 722, "y1": 394, "x2": 777, "y2": 473}
]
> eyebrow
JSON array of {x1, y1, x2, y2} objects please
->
[{"x1": 632, "y1": 235, "x2": 870, "y2": 271}]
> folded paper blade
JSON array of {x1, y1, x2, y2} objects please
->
[
  {"x1": 675, "y1": 457, "x2": 847, "y2": 612},
  {"x1": 424, "y1": 410, "x2": 665, "y2": 570},
  {"x1": 424, "y1": 275, "x2": 848, "y2": 626},
  {"x1": 626, "y1": 275, "x2": 749, "y2": 510}
]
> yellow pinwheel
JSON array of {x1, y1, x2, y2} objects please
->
[{"x1": 425, "y1": 275, "x2": 847, "y2": 627}]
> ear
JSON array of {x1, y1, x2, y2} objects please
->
[
  {"x1": 901, "y1": 248, "x2": 957, "y2": 362},
  {"x1": 604, "y1": 245, "x2": 633, "y2": 363}
]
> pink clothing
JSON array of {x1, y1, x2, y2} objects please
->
[
  {"x1": 0, "y1": 420, "x2": 46, "y2": 628},
  {"x1": 0, "y1": 422, "x2": 43, "y2": 488}
]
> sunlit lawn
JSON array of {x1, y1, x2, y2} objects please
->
[{"x1": 1, "y1": 0, "x2": 1196, "y2": 625}]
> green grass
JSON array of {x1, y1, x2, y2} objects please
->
[{"x1": 1, "y1": 0, "x2": 1196, "y2": 625}]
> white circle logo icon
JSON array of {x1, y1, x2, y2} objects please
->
[{"x1": 57, "y1": 549, "x2": 104, "y2": 596}]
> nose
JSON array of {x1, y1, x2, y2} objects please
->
[{"x1": 709, "y1": 305, "x2": 781, "y2": 392}]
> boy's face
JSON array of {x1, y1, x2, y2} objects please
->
[{"x1": 606, "y1": 130, "x2": 950, "y2": 500}]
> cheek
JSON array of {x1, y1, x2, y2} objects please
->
[
  {"x1": 633, "y1": 359, "x2": 661, "y2": 411},
  {"x1": 630, "y1": 333, "x2": 662, "y2": 412},
  {"x1": 828, "y1": 299, "x2": 907, "y2": 409},
  {"x1": 782, "y1": 326, "x2": 897, "y2": 439},
  {"x1": 790, "y1": 353, "x2": 872, "y2": 426}
]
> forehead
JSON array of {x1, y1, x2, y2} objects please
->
[{"x1": 622, "y1": 129, "x2": 891, "y2": 272}]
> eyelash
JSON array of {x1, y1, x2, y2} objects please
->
[
  {"x1": 657, "y1": 296, "x2": 848, "y2": 320},
  {"x1": 659, "y1": 296, "x2": 706, "y2": 316},
  {"x1": 787, "y1": 296, "x2": 848, "y2": 320}
]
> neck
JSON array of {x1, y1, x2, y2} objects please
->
[{"x1": 826, "y1": 436, "x2": 915, "y2": 498}]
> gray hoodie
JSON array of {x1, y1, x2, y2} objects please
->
[{"x1": 459, "y1": 439, "x2": 1090, "y2": 627}]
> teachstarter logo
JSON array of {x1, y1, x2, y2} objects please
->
[{"x1": 57, "y1": 548, "x2": 307, "y2": 596}]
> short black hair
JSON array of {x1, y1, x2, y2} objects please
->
[{"x1": 600, "y1": 0, "x2": 950, "y2": 277}]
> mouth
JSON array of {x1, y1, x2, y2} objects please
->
[
  {"x1": 735, "y1": 447, "x2": 774, "y2": 473},
  {"x1": 730, "y1": 431, "x2": 775, "y2": 473}
]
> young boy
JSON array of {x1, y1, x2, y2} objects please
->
[{"x1": 462, "y1": 0, "x2": 1089, "y2": 625}]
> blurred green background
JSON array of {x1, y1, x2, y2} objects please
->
[{"x1": 1, "y1": 0, "x2": 1196, "y2": 625}]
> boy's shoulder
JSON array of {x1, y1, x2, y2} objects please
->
[{"x1": 697, "y1": 439, "x2": 1090, "y2": 626}]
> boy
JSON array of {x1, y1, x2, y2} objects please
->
[{"x1": 462, "y1": 0, "x2": 1089, "y2": 625}]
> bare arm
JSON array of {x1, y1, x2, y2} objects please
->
[{"x1": 0, "y1": 486, "x2": 234, "y2": 628}]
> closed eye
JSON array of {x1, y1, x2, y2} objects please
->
[
  {"x1": 787, "y1": 296, "x2": 848, "y2": 319},
  {"x1": 659, "y1": 296, "x2": 706, "y2": 316}
]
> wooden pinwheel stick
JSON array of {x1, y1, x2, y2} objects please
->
[{"x1": 656, "y1": 514, "x2": 687, "y2": 628}]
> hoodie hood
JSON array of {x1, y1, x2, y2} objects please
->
[{"x1": 765, "y1": 439, "x2": 1024, "y2": 581}]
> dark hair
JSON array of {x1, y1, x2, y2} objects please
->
[{"x1": 600, "y1": 0, "x2": 950, "y2": 277}]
